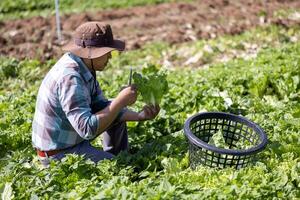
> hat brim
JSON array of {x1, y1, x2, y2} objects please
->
[{"x1": 62, "y1": 39, "x2": 125, "y2": 59}]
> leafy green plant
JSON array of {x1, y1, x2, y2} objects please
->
[
  {"x1": 133, "y1": 65, "x2": 169, "y2": 105},
  {"x1": 0, "y1": 57, "x2": 18, "y2": 80},
  {"x1": 0, "y1": 25, "x2": 300, "y2": 199},
  {"x1": 0, "y1": 0, "x2": 192, "y2": 21},
  {"x1": 208, "y1": 129, "x2": 229, "y2": 149}
]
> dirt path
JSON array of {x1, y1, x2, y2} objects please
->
[{"x1": 0, "y1": 0, "x2": 299, "y2": 61}]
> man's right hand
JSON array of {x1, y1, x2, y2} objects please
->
[
  {"x1": 116, "y1": 85, "x2": 138, "y2": 106},
  {"x1": 96, "y1": 85, "x2": 137, "y2": 134}
]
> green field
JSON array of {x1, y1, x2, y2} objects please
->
[
  {"x1": 0, "y1": 24, "x2": 299, "y2": 199},
  {"x1": 0, "y1": 0, "x2": 191, "y2": 21}
]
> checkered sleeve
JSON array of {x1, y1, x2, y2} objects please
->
[{"x1": 58, "y1": 74, "x2": 99, "y2": 140}]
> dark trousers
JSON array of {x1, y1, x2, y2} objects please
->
[
  {"x1": 39, "y1": 122, "x2": 129, "y2": 167},
  {"x1": 102, "y1": 121, "x2": 129, "y2": 155}
]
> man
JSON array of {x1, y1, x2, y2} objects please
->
[{"x1": 32, "y1": 21, "x2": 160, "y2": 167}]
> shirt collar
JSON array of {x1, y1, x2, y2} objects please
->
[{"x1": 68, "y1": 52, "x2": 94, "y2": 83}]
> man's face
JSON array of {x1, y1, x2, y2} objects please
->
[{"x1": 93, "y1": 52, "x2": 112, "y2": 71}]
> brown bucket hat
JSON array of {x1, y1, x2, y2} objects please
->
[{"x1": 62, "y1": 21, "x2": 125, "y2": 59}]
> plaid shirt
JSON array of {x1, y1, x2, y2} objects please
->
[{"x1": 32, "y1": 52, "x2": 121, "y2": 151}]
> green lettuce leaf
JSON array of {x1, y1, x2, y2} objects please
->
[
  {"x1": 208, "y1": 129, "x2": 230, "y2": 149},
  {"x1": 133, "y1": 65, "x2": 168, "y2": 105}
]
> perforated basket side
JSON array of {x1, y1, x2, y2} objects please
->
[{"x1": 184, "y1": 112, "x2": 268, "y2": 169}]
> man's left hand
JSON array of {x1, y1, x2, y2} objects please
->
[{"x1": 138, "y1": 105, "x2": 160, "y2": 121}]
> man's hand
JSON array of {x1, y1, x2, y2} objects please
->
[
  {"x1": 138, "y1": 105, "x2": 160, "y2": 121},
  {"x1": 116, "y1": 85, "x2": 138, "y2": 107}
]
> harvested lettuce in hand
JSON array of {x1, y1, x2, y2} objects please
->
[
  {"x1": 208, "y1": 129, "x2": 230, "y2": 149},
  {"x1": 133, "y1": 65, "x2": 168, "y2": 105}
]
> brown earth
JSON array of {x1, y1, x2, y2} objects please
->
[{"x1": 0, "y1": 0, "x2": 300, "y2": 61}]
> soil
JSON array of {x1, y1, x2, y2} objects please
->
[{"x1": 0, "y1": 0, "x2": 300, "y2": 61}]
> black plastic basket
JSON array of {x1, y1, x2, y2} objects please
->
[{"x1": 184, "y1": 112, "x2": 268, "y2": 169}]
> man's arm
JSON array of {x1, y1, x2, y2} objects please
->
[
  {"x1": 119, "y1": 110, "x2": 140, "y2": 121},
  {"x1": 94, "y1": 98, "x2": 124, "y2": 132},
  {"x1": 59, "y1": 74, "x2": 137, "y2": 139},
  {"x1": 119, "y1": 105, "x2": 160, "y2": 122},
  {"x1": 95, "y1": 86, "x2": 138, "y2": 133},
  {"x1": 59, "y1": 74, "x2": 101, "y2": 140}
]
